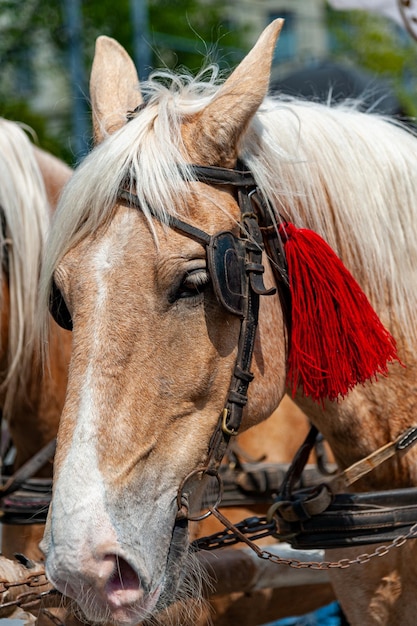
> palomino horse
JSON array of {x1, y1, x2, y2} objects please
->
[
  {"x1": 0, "y1": 119, "x2": 329, "y2": 626},
  {"x1": 0, "y1": 118, "x2": 72, "y2": 560},
  {"x1": 39, "y1": 19, "x2": 417, "y2": 626}
]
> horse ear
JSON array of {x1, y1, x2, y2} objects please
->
[
  {"x1": 90, "y1": 36, "x2": 144, "y2": 144},
  {"x1": 185, "y1": 19, "x2": 284, "y2": 166}
]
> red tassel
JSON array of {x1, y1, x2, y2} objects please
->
[{"x1": 278, "y1": 222, "x2": 399, "y2": 403}]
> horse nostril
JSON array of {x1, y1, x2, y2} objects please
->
[{"x1": 104, "y1": 555, "x2": 142, "y2": 602}]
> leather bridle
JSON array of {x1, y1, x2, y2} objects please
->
[
  {"x1": 121, "y1": 165, "x2": 289, "y2": 519},
  {"x1": 49, "y1": 163, "x2": 289, "y2": 520}
]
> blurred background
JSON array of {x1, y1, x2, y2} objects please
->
[{"x1": 1, "y1": 0, "x2": 416, "y2": 164}]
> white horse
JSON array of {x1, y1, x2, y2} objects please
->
[{"x1": 39, "y1": 20, "x2": 417, "y2": 626}]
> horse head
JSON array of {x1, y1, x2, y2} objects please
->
[{"x1": 40, "y1": 20, "x2": 287, "y2": 625}]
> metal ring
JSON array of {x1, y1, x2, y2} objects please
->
[{"x1": 176, "y1": 467, "x2": 223, "y2": 522}]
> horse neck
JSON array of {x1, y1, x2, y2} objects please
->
[
  {"x1": 0, "y1": 124, "x2": 72, "y2": 471},
  {"x1": 33, "y1": 147, "x2": 72, "y2": 210},
  {"x1": 6, "y1": 321, "x2": 71, "y2": 472}
]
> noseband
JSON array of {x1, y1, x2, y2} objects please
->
[{"x1": 49, "y1": 163, "x2": 288, "y2": 517}]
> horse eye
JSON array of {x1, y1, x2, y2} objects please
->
[
  {"x1": 50, "y1": 278, "x2": 73, "y2": 331},
  {"x1": 176, "y1": 269, "x2": 210, "y2": 300}
]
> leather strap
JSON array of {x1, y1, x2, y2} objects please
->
[
  {"x1": 0, "y1": 438, "x2": 56, "y2": 499},
  {"x1": 279, "y1": 425, "x2": 319, "y2": 501},
  {"x1": 194, "y1": 185, "x2": 274, "y2": 474},
  {"x1": 119, "y1": 189, "x2": 212, "y2": 247},
  {"x1": 190, "y1": 165, "x2": 257, "y2": 187},
  {"x1": 276, "y1": 487, "x2": 417, "y2": 549},
  {"x1": 270, "y1": 425, "x2": 417, "y2": 531},
  {"x1": 333, "y1": 426, "x2": 417, "y2": 488}
]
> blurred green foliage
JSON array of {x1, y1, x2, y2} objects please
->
[
  {"x1": 327, "y1": 6, "x2": 417, "y2": 117},
  {"x1": 1, "y1": 1, "x2": 416, "y2": 163},
  {"x1": 0, "y1": 99, "x2": 73, "y2": 161},
  {"x1": 0, "y1": 0, "x2": 247, "y2": 163},
  {"x1": 81, "y1": 0, "x2": 245, "y2": 71}
]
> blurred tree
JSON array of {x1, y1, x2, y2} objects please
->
[
  {"x1": 0, "y1": 0, "x2": 248, "y2": 163},
  {"x1": 327, "y1": 6, "x2": 417, "y2": 117},
  {"x1": 81, "y1": 0, "x2": 245, "y2": 72},
  {"x1": 2, "y1": 2, "x2": 416, "y2": 163}
]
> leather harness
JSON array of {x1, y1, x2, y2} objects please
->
[{"x1": 16, "y1": 162, "x2": 417, "y2": 551}]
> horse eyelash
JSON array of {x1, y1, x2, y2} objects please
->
[
  {"x1": 184, "y1": 269, "x2": 210, "y2": 288},
  {"x1": 166, "y1": 269, "x2": 210, "y2": 304}
]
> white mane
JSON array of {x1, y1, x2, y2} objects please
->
[
  {"x1": 244, "y1": 97, "x2": 417, "y2": 340},
  {"x1": 0, "y1": 118, "x2": 50, "y2": 417},
  {"x1": 41, "y1": 69, "x2": 417, "y2": 346}
]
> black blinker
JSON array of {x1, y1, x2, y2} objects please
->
[{"x1": 207, "y1": 231, "x2": 246, "y2": 317}]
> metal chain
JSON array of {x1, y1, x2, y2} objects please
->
[
  {"x1": 0, "y1": 570, "x2": 63, "y2": 623},
  {"x1": 193, "y1": 507, "x2": 417, "y2": 570},
  {"x1": 0, "y1": 570, "x2": 49, "y2": 595},
  {"x1": 259, "y1": 524, "x2": 417, "y2": 569},
  {"x1": 1, "y1": 517, "x2": 417, "y2": 622}
]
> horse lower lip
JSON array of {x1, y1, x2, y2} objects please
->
[
  {"x1": 83, "y1": 596, "x2": 156, "y2": 626},
  {"x1": 106, "y1": 598, "x2": 157, "y2": 623},
  {"x1": 81, "y1": 582, "x2": 162, "y2": 625}
]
